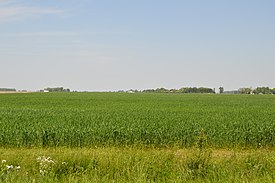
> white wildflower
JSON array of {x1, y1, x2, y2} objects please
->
[
  {"x1": 1, "y1": 160, "x2": 6, "y2": 163},
  {"x1": 37, "y1": 155, "x2": 55, "y2": 175},
  {"x1": 6, "y1": 165, "x2": 13, "y2": 170},
  {"x1": 15, "y1": 166, "x2": 21, "y2": 170}
]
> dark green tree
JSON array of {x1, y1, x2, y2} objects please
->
[
  {"x1": 219, "y1": 87, "x2": 224, "y2": 94},
  {"x1": 252, "y1": 87, "x2": 271, "y2": 94}
]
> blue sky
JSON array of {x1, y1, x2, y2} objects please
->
[{"x1": 0, "y1": 0, "x2": 274, "y2": 91}]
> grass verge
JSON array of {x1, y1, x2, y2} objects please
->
[{"x1": 0, "y1": 147, "x2": 274, "y2": 182}]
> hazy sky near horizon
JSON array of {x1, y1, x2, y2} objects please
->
[{"x1": 0, "y1": 0, "x2": 274, "y2": 91}]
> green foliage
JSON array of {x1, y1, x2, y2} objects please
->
[
  {"x1": 0, "y1": 88, "x2": 16, "y2": 92},
  {"x1": 143, "y1": 87, "x2": 215, "y2": 93},
  {"x1": 44, "y1": 87, "x2": 70, "y2": 92},
  {"x1": 178, "y1": 87, "x2": 215, "y2": 93},
  {"x1": 186, "y1": 150, "x2": 213, "y2": 179},
  {"x1": 0, "y1": 93, "x2": 274, "y2": 148},
  {"x1": 0, "y1": 159, "x2": 21, "y2": 182},
  {"x1": 219, "y1": 87, "x2": 224, "y2": 94},
  {"x1": 0, "y1": 147, "x2": 274, "y2": 182},
  {"x1": 253, "y1": 87, "x2": 272, "y2": 94},
  {"x1": 186, "y1": 131, "x2": 213, "y2": 179},
  {"x1": 239, "y1": 87, "x2": 252, "y2": 94},
  {"x1": 143, "y1": 88, "x2": 170, "y2": 93}
]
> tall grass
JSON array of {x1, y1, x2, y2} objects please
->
[
  {"x1": 0, "y1": 147, "x2": 274, "y2": 183},
  {"x1": 0, "y1": 93, "x2": 274, "y2": 148}
]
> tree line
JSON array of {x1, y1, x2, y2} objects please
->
[
  {"x1": 0, "y1": 88, "x2": 16, "y2": 91},
  {"x1": 142, "y1": 87, "x2": 215, "y2": 94},
  {"x1": 237, "y1": 87, "x2": 275, "y2": 94},
  {"x1": 43, "y1": 87, "x2": 70, "y2": 92},
  {"x1": 126, "y1": 86, "x2": 275, "y2": 94}
]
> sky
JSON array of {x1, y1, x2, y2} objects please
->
[{"x1": 0, "y1": 0, "x2": 274, "y2": 91}]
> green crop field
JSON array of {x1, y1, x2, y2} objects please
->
[
  {"x1": 0, "y1": 92, "x2": 274, "y2": 182},
  {"x1": 0, "y1": 92, "x2": 274, "y2": 148}
]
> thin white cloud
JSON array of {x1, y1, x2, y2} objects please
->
[
  {"x1": 5, "y1": 30, "x2": 134, "y2": 38},
  {"x1": 0, "y1": 4, "x2": 65, "y2": 22},
  {"x1": 7, "y1": 31, "x2": 83, "y2": 37}
]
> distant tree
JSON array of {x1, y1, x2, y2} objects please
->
[
  {"x1": 127, "y1": 89, "x2": 139, "y2": 93},
  {"x1": 44, "y1": 87, "x2": 70, "y2": 92},
  {"x1": 169, "y1": 89, "x2": 178, "y2": 93},
  {"x1": 252, "y1": 87, "x2": 271, "y2": 94},
  {"x1": 143, "y1": 89, "x2": 155, "y2": 93},
  {"x1": 142, "y1": 87, "x2": 214, "y2": 94},
  {"x1": 178, "y1": 87, "x2": 214, "y2": 94},
  {"x1": 219, "y1": 87, "x2": 224, "y2": 94},
  {"x1": 155, "y1": 88, "x2": 169, "y2": 93},
  {"x1": 0, "y1": 88, "x2": 16, "y2": 91},
  {"x1": 239, "y1": 88, "x2": 252, "y2": 94}
]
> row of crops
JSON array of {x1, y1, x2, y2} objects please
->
[{"x1": 0, "y1": 93, "x2": 274, "y2": 148}]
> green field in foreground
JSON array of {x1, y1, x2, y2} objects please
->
[
  {"x1": 0, "y1": 147, "x2": 274, "y2": 182},
  {"x1": 0, "y1": 92, "x2": 274, "y2": 148},
  {"x1": 0, "y1": 93, "x2": 275, "y2": 182}
]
